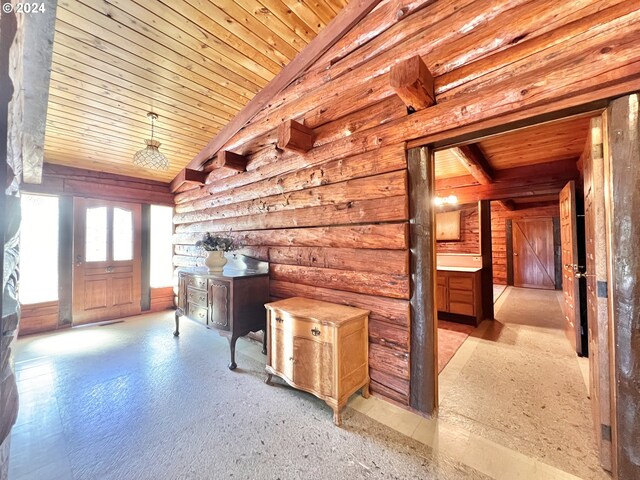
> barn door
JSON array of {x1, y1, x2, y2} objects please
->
[
  {"x1": 583, "y1": 117, "x2": 612, "y2": 470},
  {"x1": 559, "y1": 181, "x2": 584, "y2": 355},
  {"x1": 512, "y1": 218, "x2": 555, "y2": 290},
  {"x1": 72, "y1": 198, "x2": 142, "y2": 325}
]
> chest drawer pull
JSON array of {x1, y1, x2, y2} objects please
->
[
  {"x1": 311, "y1": 327, "x2": 320, "y2": 336},
  {"x1": 198, "y1": 312, "x2": 205, "y2": 319},
  {"x1": 275, "y1": 317, "x2": 284, "y2": 323}
]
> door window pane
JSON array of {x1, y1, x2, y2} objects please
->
[
  {"x1": 113, "y1": 207, "x2": 133, "y2": 261},
  {"x1": 150, "y1": 205, "x2": 174, "y2": 287},
  {"x1": 20, "y1": 194, "x2": 59, "y2": 304},
  {"x1": 85, "y1": 206, "x2": 107, "y2": 262}
]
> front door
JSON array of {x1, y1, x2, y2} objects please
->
[
  {"x1": 512, "y1": 218, "x2": 556, "y2": 290},
  {"x1": 559, "y1": 181, "x2": 583, "y2": 354},
  {"x1": 72, "y1": 198, "x2": 142, "y2": 325}
]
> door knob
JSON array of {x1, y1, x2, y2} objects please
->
[
  {"x1": 106, "y1": 266, "x2": 114, "y2": 272},
  {"x1": 575, "y1": 272, "x2": 594, "y2": 279},
  {"x1": 75, "y1": 255, "x2": 82, "y2": 266},
  {"x1": 513, "y1": 253, "x2": 518, "y2": 256}
]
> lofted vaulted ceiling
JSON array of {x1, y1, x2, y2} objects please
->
[{"x1": 44, "y1": 0, "x2": 347, "y2": 182}]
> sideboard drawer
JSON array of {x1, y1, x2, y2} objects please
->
[
  {"x1": 272, "y1": 311, "x2": 334, "y2": 344},
  {"x1": 187, "y1": 304, "x2": 208, "y2": 325},
  {"x1": 187, "y1": 286, "x2": 208, "y2": 307},
  {"x1": 187, "y1": 275, "x2": 207, "y2": 290}
]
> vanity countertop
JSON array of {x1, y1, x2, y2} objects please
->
[{"x1": 436, "y1": 266, "x2": 482, "y2": 273}]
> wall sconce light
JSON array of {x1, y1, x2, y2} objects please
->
[{"x1": 434, "y1": 194, "x2": 458, "y2": 206}]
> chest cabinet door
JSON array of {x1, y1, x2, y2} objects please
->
[
  {"x1": 208, "y1": 281, "x2": 230, "y2": 330},
  {"x1": 292, "y1": 336, "x2": 334, "y2": 397}
]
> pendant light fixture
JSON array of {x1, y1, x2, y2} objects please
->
[{"x1": 133, "y1": 112, "x2": 169, "y2": 171}]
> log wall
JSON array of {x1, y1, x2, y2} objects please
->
[
  {"x1": 490, "y1": 202, "x2": 560, "y2": 285},
  {"x1": 174, "y1": 0, "x2": 640, "y2": 406}
]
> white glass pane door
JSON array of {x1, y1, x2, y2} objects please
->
[
  {"x1": 113, "y1": 207, "x2": 133, "y2": 261},
  {"x1": 85, "y1": 206, "x2": 108, "y2": 262}
]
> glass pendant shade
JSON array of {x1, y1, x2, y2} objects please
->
[
  {"x1": 133, "y1": 139, "x2": 169, "y2": 170},
  {"x1": 133, "y1": 112, "x2": 169, "y2": 171}
]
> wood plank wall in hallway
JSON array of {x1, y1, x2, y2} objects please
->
[{"x1": 174, "y1": 0, "x2": 640, "y2": 406}]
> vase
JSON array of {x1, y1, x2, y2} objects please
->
[{"x1": 204, "y1": 250, "x2": 227, "y2": 272}]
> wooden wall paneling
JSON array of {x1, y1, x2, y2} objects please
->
[
  {"x1": 173, "y1": 223, "x2": 408, "y2": 251},
  {"x1": 174, "y1": 195, "x2": 408, "y2": 233},
  {"x1": 58, "y1": 195, "x2": 73, "y2": 327},
  {"x1": 269, "y1": 280, "x2": 409, "y2": 329},
  {"x1": 177, "y1": 143, "x2": 406, "y2": 212},
  {"x1": 18, "y1": 302, "x2": 59, "y2": 336},
  {"x1": 174, "y1": 170, "x2": 407, "y2": 225},
  {"x1": 605, "y1": 93, "x2": 640, "y2": 479},
  {"x1": 141, "y1": 204, "x2": 151, "y2": 312},
  {"x1": 407, "y1": 146, "x2": 437, "y2": 415},
  {"x1": 224, "y1": 0, "x2": 627, "y2": 159},
  {"x1": 267, "y1": 246, "x2": 408, "y2": 275},
  {"x1": 270, "y1": 264, "x2": 409, "y2": 299},
  {"x1": 150, "y1": 287, "x2": 174, "y2": 312},
  {"x1": 21, "y1": 164, "x2": 174, "y2": 205}
]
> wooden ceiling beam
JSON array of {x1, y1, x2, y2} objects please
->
[
  {"x1": 450, "y1": 144, "x2": 494, "y2": 185},
  {"x1": 170, "y1": 168, "x2": 208, "y2": 194},
  {"x1": 277, "y1": 120, "x2": 315, "y2": 153},
  {"x1": 436, "y1": 159, "x2": 580, "y2": 204},
  {"x1": 439, "y1": 179, "x2": 568, "y2": 205},
  {"x1": 389, "y1": 55, "x2": 435, "y2": 112},
  {"x1": 215, "y1": 151, "x2": 248, "y2": 172},
  {"x1": 184, "y1": 0, "x2": 383, "y2": 173}
]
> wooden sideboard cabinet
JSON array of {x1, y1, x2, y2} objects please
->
[
  {"x1": 264, "y1": 297, "x2": 370, "y2": 426},
  {"x1": 436, "y1": 268, "x2": 483, "y2": 325},
  {"x1": 174, "y1": 255, "x2": 269, "y2": 370}
]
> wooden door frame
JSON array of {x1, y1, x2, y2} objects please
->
[{"x1": 604, "y1": 93, "x2": 640, "y2": 479}]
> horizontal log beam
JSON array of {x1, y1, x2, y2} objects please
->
[
  {"x1": 173, "y1": 223, "x2": 409, "y2": 250},
  {"x1": 450, "y1": 144, "x2": 494, "y2": 184},
  {"x1": 439, "y1": 179, "x2": 568, "y2": 204},
  {"x1": 389, "y1": 55, "x2": 435, "y2": 112},
  {"x1": 170, "y1": 168, "x2": 207, "y2": 193}
]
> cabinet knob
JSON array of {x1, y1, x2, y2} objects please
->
[
  {"x1": 288, "y1": 357, "x2": 295, "y2": 364},
  {"x1": 311, "y1": 327, "x2": 320, "y2": 336},
  {"x1": 275, "y1": 317, "x2": 283, "y2": 323}
]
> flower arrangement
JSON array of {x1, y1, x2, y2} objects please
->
[{"x1": 195, "y1": 233, "x2": 235, "y2": 252}]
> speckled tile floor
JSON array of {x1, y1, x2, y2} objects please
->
[{"x1": 8, "y1": 293, "x2": 609, "y2": 480}]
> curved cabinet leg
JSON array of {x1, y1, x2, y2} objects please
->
[
  {"x1": 332, "y1": 407, "x2": 342, "y2": 427},
  {"x1": 362, "y1": 383, "x2": 370, "y2": 399},
  {"x1": 261, "y1": 330, "x2": 267, "y2": 355},
  {"x1": 265, "y1": 373, "x2": 273, "y2": 385},
  {"x1": 228, "y1": 335, "x2": 238, "y2": 370},
  {"x1": 173, "y1": 311, "x2": 180, "y2": 337}
]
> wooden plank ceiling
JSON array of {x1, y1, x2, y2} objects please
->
[
  {"x1": 435, "y1": 115, "x2": 591, "y2": 205},
  {"x1": 44, "y1": 0, "x2": 347, "y2": 182}
]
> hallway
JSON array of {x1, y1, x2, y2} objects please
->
[{"x1": 438, "y1": 287, "x2": 608, "y2": 480}]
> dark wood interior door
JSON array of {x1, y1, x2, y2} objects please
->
[
  {"x1": 72, "y1": 198, "x2": 142, "y2": 325},
  {"x1": 583, "y1": 116, "x2": 611, "y2": 470},
  {"x1": 512, "y1": 218, "x2": 555, "y2": 290},
  {"x1": 559, "y1": 181, "x2": 582, "y2": 354}
]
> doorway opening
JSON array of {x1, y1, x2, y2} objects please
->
[{"x1": 421, "y1": 112, "x2": 612, "y2": 479}]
